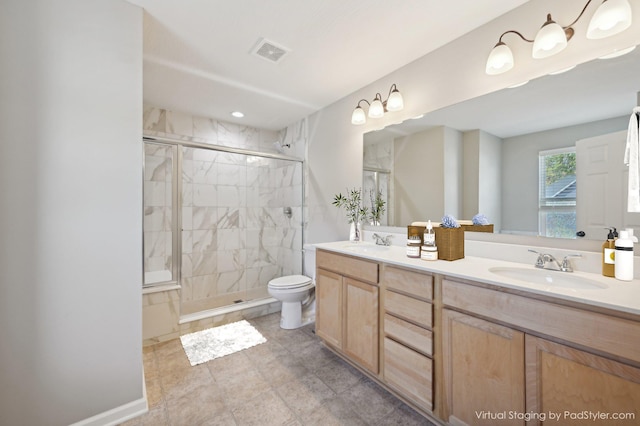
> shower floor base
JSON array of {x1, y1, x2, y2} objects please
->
[
  {"x1": 179, "y1": 297, "x2": 280, "y2": 325},
  {"x1": 180, "y1": 287, "x2": 271, "y2": 317}
]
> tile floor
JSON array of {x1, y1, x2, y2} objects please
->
[{"x1": 121, "y1": 313, "x2": 436, "y2": 425}]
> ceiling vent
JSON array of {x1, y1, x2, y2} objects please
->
[{"x1": 251, "y1": 38, "x2": 290, "y2": 63}]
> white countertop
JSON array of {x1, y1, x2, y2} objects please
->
[{"x1": 314, "y1": 241, "x2": 640, "y2": 317}]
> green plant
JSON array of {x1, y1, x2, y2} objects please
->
[
  {"x1": 332, "y1": 188, "x2": 368, "y2": 224},
  {"x1": 368, "y1": 189, "x2": 386, "y2": 225}
]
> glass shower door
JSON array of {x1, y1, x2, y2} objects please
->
[
  {"x1": 180, "y1": 146, "x2": 303, "y2": 314},
  {"x1": 143, "y1": 142, "x2": 178, "y2": 286}
]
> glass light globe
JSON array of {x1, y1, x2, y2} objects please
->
[
  {"x1": 587, "y1": 0, "x2": 632, "y2": 39},
  {"x1": 351, "y1": 106, "x2": 366, "y2": 125},
  {"x1": 386, "y1": 89, "x2": 404, "y2": 112},
  {"x1": 486, "y1": 42, "x2": 514, "y2": 75},
  {"x1": 368, "y1": 99, "x2": 384, "y2": 118},
  {"x1": 533, "y1": 15, "x2": 567, "y2": 59}
]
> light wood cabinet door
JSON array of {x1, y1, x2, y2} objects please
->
[
  {"x1": 525, "y1": 335, "x2": 640, "y2": 426},
  {"x1": 315, "y1": 268, "x2": 343, "y2": 350},
  {"x1": 443, "y1": 309, "x2": 526, "y2": 426},
  {"x1": 344, "y1": 277, "x2": 379, "y2": 374}
]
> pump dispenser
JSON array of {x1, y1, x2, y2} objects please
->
[
  {"x1": 422, "y1": 220, "x2": 438, "y2": 261},
  {"x1": 602, "y1": 227, "x2": 616, "y2": 277},
  {"x1": 424, "y1": 220, "x2": 435, "y2": 246},
  {"x1": 615, "y1": 230, "x2": 634, "y2": 281}
]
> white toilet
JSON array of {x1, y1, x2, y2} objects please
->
[{"x1": 268, "y1": 245, "x2": 316, "y2": 329}]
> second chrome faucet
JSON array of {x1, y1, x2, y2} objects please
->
[
  {"x1": 528, "y1": 249, "x2": 581, "y2": 272},
  {"x1": 372, "y1": 233, "x2": 393, "y2": 246}
]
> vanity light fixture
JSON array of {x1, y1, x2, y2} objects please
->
[
  {"x1": 351, "y1": 84, "x2": 404, "y2": 125},
  {"x1": 485, "y1": 0, "x2": 632, "y2": 75}
]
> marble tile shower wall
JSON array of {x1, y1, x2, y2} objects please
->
[
  {"x1": 144, "y1": 143, "x2": 173, "y2": 276},
  {"x1": 181, "y1": 147, "x2": 303, "y2": 313},
  {"x1": 143, "y1": 105, "x2": 305, "y2": 159},
  {"x1": 143, "y1": 105, "x2": 307, "y2": 317}
]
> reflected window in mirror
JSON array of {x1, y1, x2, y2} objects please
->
[{"x1": 538, "y1": 147, "x2": 576, "y2": 239}]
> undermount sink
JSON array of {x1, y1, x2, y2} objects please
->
[
  {"x1": 343, "y1": 243, "x2": 390, "y2": 253},
  {"x1": 489, "y1": 267, "x2": 608, "y2": 290}
]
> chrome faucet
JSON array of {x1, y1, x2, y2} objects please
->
[
  {"x1": 372, "y1": 233, "x2": 393, "y2": 246},
  {"x1": 528, "y1": 249, "x2": 581, "y2": 272}
]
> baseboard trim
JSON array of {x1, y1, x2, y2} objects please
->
[{"x1": 70, "y1": 372, "x2": 148, "y2": 426}]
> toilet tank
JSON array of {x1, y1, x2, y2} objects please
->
[{"x1": 303, "y1": 244, "x2": 316, "y2": 279}]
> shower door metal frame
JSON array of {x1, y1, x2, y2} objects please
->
[
  {"x1": 142, "y1": 134, "x2": 305, "y2": 290},
  {"x1": 142, "y1": 140, "x2": 181, "y2": 288}
]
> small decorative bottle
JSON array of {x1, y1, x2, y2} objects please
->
[
  {"x1": 406, "y1": 236, "x2": 421, "y2": 258},
  {"x1": 421, "y1": 220, "x2": 438, "y2": 261}
]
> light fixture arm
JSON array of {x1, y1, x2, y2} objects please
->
[
  {"x1": 564, "y1": 0, "x2": 595, "y2": 29},
  {"x1": 495, "y1": 0, "x2": 596, "y2": 45},
  {"x1": 497, "y1": 29, "x2": 534, "y2": 44},
  {"x1": 386, "y1": 84, "x2": 399, "y2": 100}
]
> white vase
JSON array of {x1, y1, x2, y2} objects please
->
[{"x1": 349, "y1": 222, "x2": 361, "y2": 242}]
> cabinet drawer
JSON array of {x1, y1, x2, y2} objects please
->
[
  {"x1": 316, "y1": 250, "x2": 378, "y2": 284},
  {"x1": 384, "y1": 337, "x2": 433, "y2": 411},
  {"x1": 385, "y1": 290, "x2": 432, "y2": 328},
  {"x1": 384, "y1": 314, "x2": 432, "y2": 356},
  {"x1": 383, "y1": 266, "x2": 433, "y2": 301}
]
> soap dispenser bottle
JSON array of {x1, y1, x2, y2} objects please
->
[
  {"x1": 602, "y1": 227, "x2": 616, "y2": 277},
  {"x1": 615, "y1": 230, "x2": 634, "y2": 281},
  {"x1": 423, "y1": 220, "x2": 435, "y2": 246},
  {"x1": 421, "y1": 220, "x2": 438, "y2": 261}
]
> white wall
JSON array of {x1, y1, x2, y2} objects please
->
[
  {"x1": 463, "y1": 131, "x2": 481, "y2": 219},
  {"x1": 464, "y1": 129, "x2": 504, "y2": 231},
  {"x1": 394, "y1": 127, "x2": 445, "y2": 224},
  {"x1": 0, "y1": 1, "x2": 144, "y2": 425},
  {"x1": 305, "y1": 0, "x2": 640, "y2": 244},
  {"x1": 478, "y1": 131, "x2": 503, "y2": 231},
  {"x1": 443, "y1": 127, "x2": 464, "y2": 218}
]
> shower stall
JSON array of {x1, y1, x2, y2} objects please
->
[
  {"x1": 363, "y1": 167, "x2": 391, "y2": 226},
  {"x1": 143, "y1": 137, "x2": 304, "y2": 317}
]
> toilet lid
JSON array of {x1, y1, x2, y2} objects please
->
[{"x1": 268, "y1": 275, "x2": 312, "y2": 289}]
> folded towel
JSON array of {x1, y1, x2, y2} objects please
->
[{"x1": 624, "y1": 107, "x2": 640, "y2": 212}]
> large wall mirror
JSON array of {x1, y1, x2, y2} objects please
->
[{"x1": 364, "y1": 44, "x2": 640, "y2": 242}]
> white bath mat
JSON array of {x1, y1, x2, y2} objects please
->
[{"x1": 180, "y1": 320, "x2": 266, "y2": 366}]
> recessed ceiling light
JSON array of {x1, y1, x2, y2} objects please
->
[{"x1": 231, "y1": 111, "x2": 244, "y2": 118}]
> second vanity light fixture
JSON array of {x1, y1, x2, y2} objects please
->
[
  {"x1": 486, "y1": 0, "x2": 633, "y2": 75},
  {"x1": 351, "y1": 84, "x2": 404, "y2": 125}
]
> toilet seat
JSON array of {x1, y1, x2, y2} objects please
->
[{"x1": 268, "y1": 275, "x2": 313, "y2": 289}]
